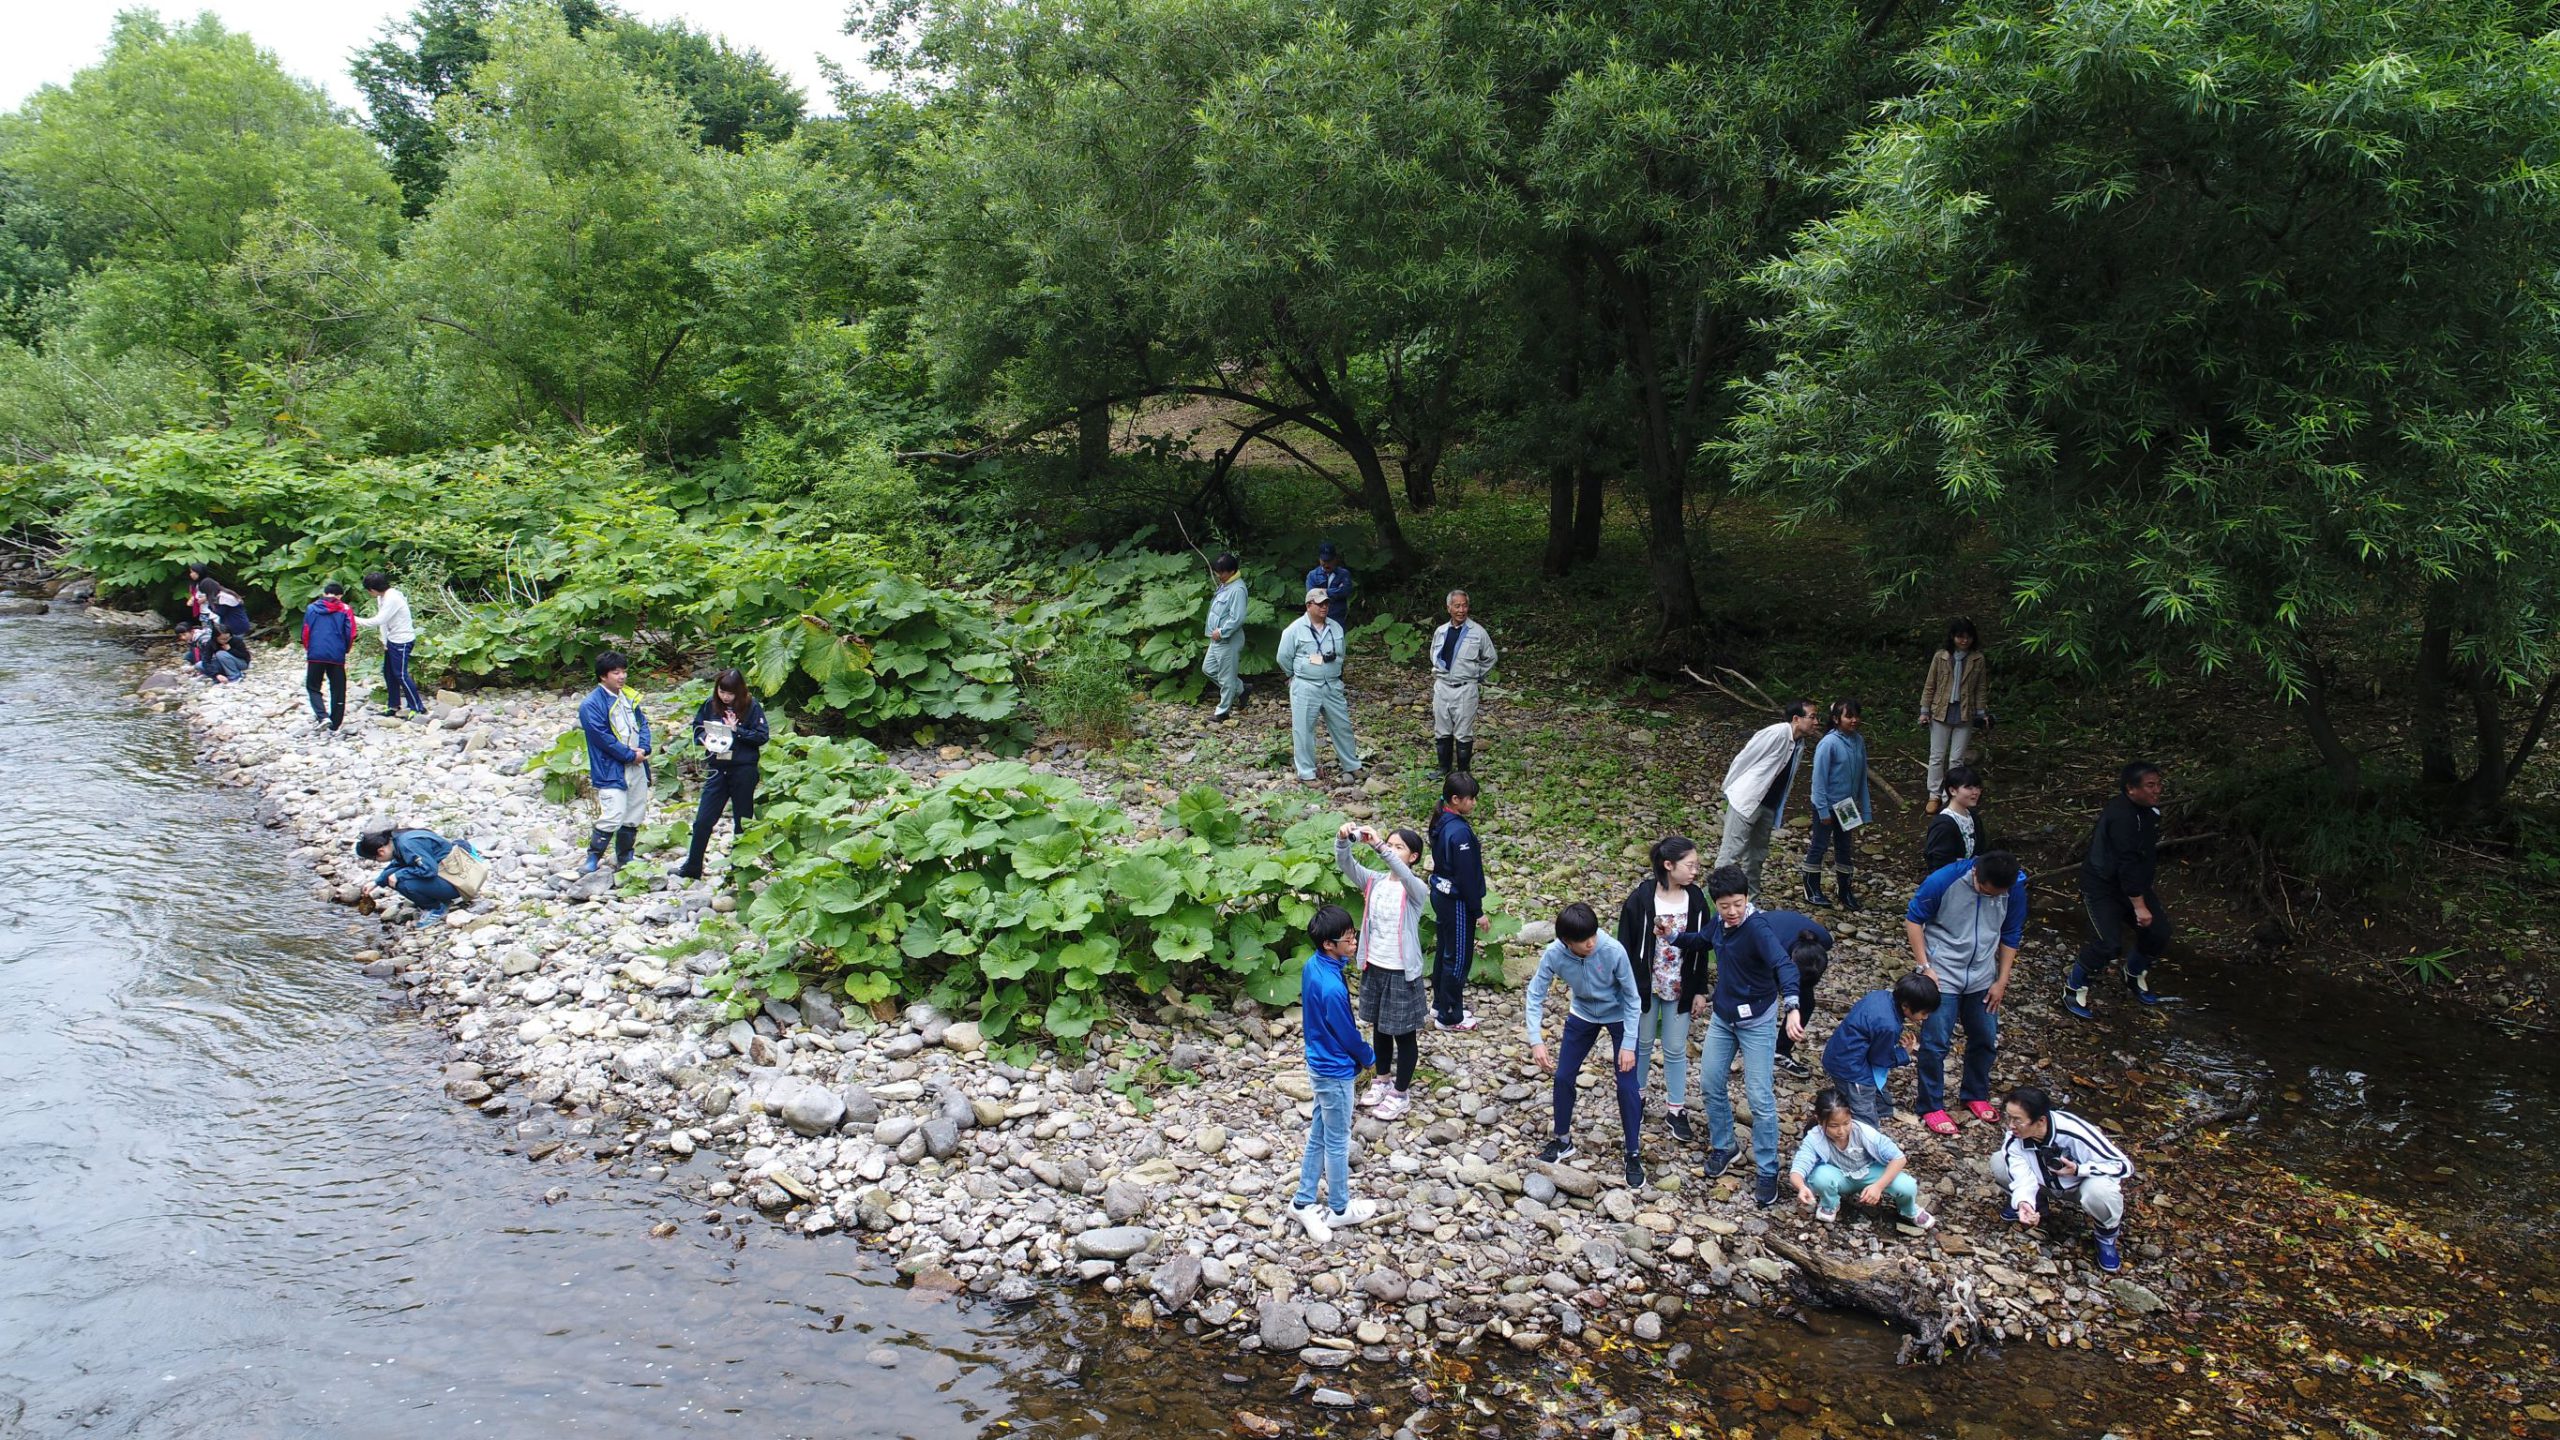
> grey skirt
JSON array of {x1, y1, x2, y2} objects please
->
[{"x1": 1357, "y1": 962, "x2": 1430, "y2": 1035}]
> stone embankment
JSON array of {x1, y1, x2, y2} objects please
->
[{"x1": 169, "y1": 660, "x2": 2168, "y2": 1374}]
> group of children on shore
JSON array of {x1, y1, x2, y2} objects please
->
[{"x1": 1293, "y1": 767, "x2": 2139, "y2": 1276}]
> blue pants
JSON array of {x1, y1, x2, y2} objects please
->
[
  {"x1": 1288, "y1": 678, "x2": 1359, "y2": 779},
  {"x1": 1202, "y1": 637, "x2": 1244, "y2": 711},
  {"x1": 1806, "y1": 1162, "x2": 1921, "y2": 1218},
  {"x1": 383, "y1": 640, "x2": 425, "y2": 713},
  {"x1": 1915, "y1": 987, "x2": 1998, "y2": 1114},
  {"x1": 1631, "y1": 999, "x2": 1692, "y2": 1110},
  {"x1": 1801, "y1": 816, "x2": 1857, "y2": 878},
  {"x1": 1553, "y1": 1015, "x2": 1642, "y2": 1155},
  {"x1": 1294, "y1": 1072, "x2": 1356, "y2": 1212},
  {"x1": 683, "y1": 763, "x2": 758, "y2": 872},
  {"x1": 392, "y1": 873, "x2": 460, "y2": 909},
  {"x1": 1430, "y1": 894, "x2": 1474, "y2": 1024},
  {"x1": 1826, "y1": 1070, "x2": 1893, "y2": 1126},
  {"x1": 1699, "y1": 1011, "x2": 1780, "y2": 1177}
]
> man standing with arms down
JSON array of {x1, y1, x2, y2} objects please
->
[
  {"x1": 2066, "y1": 761, "x2": 2172, "y2": 1019},
  {"x1": 1276, "y1": 586, "x2": 1361, "y2": 784},
  {"x1": 1201, "y1": 552, "x2": 1249, "y2": 722},
  {"x1": 1306, "y1": 541, "x2": 1355, "y2": 630},
  {"x1": 1712, "y1": 701, "x2": 1821, "y2": 899},
  {"x1": 1428, "y1": 589, "x2": 1497, "y2": 776}
]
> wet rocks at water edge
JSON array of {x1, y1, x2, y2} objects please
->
[{"x1": 172, "y1": 660, "x2": 2192, "y2": 1384}]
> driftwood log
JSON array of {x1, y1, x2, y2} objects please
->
[
  {"x1": 2148, "y1": 1086, "x2": 2259, "y2": 1149},
  {"x1": 1763, "y1": 1236, "x2": 1983, "y2": 1364}
]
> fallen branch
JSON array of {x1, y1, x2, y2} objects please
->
[
  {"x1": 2147, "y1": 1086, "x2": 2257, "y2": 1149},
  {"x1": 1680, "y1": 665, "x2": 1763, "y2": 711},
  {"x1": 1763, "y1": 1235, "x2": 1982, "y2": 1364}
]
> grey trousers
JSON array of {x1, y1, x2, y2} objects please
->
[
  {"x1": 1713, "y1": 802, "x2": 1777, "y2": 896},
  {"x1": 1431, "y1": 679, "x2": 1481, "y2": 741}
]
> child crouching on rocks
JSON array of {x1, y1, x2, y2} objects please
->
[
  {"x1": 1526, "y1": 901, "x2": 1646, "y2": 1189},
  {"x1": 1337, "y1": 822, "x2": 1429, "y2": 1120},
  {"x1": 1820, "y1": 973, "x2": 1942, "y2": 1126},
  {"x1": 1790, "y1": 1086, "x2": 1935, "y2": 1229},
  {"x1": 1292, "y1": 903, "x2": 1381, "y2": 1243},
  {"x1": 1992, "y1": 1085, "x2": 2135, "y2": 1273}
]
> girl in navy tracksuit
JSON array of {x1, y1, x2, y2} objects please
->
[{"x1": 1427, "y1": 774, "x2": 1487, "y2": 1029}]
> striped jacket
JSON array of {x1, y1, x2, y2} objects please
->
[{"x1": 1998, "y1": 1109, "x2": 2134, "y2": 1207}]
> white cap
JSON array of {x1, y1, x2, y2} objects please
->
[{"x1": 1305, "y1": 587, "x2": 1331, "y2": 605}]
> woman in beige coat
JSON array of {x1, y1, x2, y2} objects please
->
[{"x1": 1917, "y1": 618, "x2": 1988, "y2": 811}]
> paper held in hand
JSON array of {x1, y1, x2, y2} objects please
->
[
  {"x1": 702, "y1": 719, "x2": 734, "y2": 758},
  {"x1": 1830, "y1": 797, "x2": 1865, "y2": 832}
]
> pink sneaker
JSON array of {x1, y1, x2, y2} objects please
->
[
  {"x1": 1444, "y1": 1011, "x2": 1480, "y2": 1032},
  {"x1": 1375, "y1": 1090, "x2": 1411, "y2": 1121},
  {"x1": 1359, "y1": 1078, "x2": 1392, "y2": 1109},
  {"x1": 1905, "y1": 1206, "x2": 1938, "y2": 1231}
]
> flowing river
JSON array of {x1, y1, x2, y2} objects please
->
[{"x1": 0, "y1": 608, "x2": 2549, "y2": 1438}]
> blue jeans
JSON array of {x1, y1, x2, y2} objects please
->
[
  {"x1": 1698, "y1": 1011, "x2": 1780, "y2": 1177},
  {"x1": 383, "y1": 640, "x2": 425, "y2": 713},
  {"x1": 1631, "y1": 999, "x2": 1691, "y2": 1110},
  {"x1": 1552, "y1": 1014, "x2": 1642, "y2": 1154},
  {"x1": 1294, "y1": 1072, "x2": 1356, "y2": 1212},
  {"x1": 1827, "y1": 1070, "x2": 1892, "y2": 1126},
  {"x1": 1915, "y1": 987, "x2": 1998, "y2": 1114}
]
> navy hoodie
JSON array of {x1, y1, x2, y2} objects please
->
[{"x1": 301, "y1": 595, "x2": 355, "y2": 664}]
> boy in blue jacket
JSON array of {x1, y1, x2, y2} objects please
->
[
  {"x1": 300, "y1": 582, "x2": 357, "y2": 732},
  {"x1": 1427, "y1": 773, "x2": 1488, "y2": 1030},
  {"x1": 1293, "y1": 904, "x2": 1379, "y2": 1243},
  {"x1": 1820, "y1": 973, "x2": 1943, "y2": 1126},
  {"x1": 578, "y1": 650, "x2": 654, "y2": 873},
  {"x1": 1661, "y1": 865, "x2": 1804, "y2": 1206}
]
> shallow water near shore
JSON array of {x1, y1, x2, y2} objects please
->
[{"x1": 0, "y1": 608, "x2": 2548, "y2": 1438}]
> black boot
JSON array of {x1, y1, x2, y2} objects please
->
[
  {"x1": 677, "y1": 828, "x2": 708, "y2": 880},
  {"x1": 1836, "y1": 871, "x2": 1861, "y2": 911},
  {"x1": 614, "y1": 825, "x2": 637, "y2": 867},
  {"x1": 1803, "y1": 871, "x2": 1832, "y2": 908},
  {"x1": 1455, "y1": 739, "x2": 1474, "y2": 774},
  {"x1": 1436, "y1": 736, "x2": 1455, "y2": 775},
  {"x1": 582, "y1": 827, "x2": 611, "y2": 874}
]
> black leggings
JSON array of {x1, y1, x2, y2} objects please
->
[{"x1": 1374, "y1": 1027, "x2": 1418, "y2": 1091}]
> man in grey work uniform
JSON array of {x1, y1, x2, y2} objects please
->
[{"x1": 1429, "y1": 590, "x2": 1497, "y2": 776}]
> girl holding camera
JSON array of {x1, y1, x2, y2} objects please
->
[{"x1": 677, "y1": 668, "x2": 769, "y2": 880}]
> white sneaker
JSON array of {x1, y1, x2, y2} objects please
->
[
  {"x1": 1359, "y1": 1078, "x2": 1392, "y2": 1109},
  {"x1": 1375, "y1": 1090, "x2": 1411, "y2": 1121},
  {"x1": 1291, "y1": 1204, "x2": 1333, "y2": 1243},
  {"x1": 1446, "y1": 1011, "x2": 1480, "y2": 1032},
  {"x1": 1330, "y1": 1197, "x2": 1380, "y2": 1228}
]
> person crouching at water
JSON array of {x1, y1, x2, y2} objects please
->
[
  {"x1": 356, "y1": 827, "x2": 464, "y2": 923},
  {"x1": 1337, "y1": 823, "x2": 1430, "y2": 1120},
  {"x1": 1791, "y1": 1086, "x2": 1935, "y2": 1229},
  {"x1": 1992, "y1": 1085, "x2": 2135, "y2": 1273}
]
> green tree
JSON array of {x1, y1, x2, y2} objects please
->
[
  {"x1": 598, "y1": 18, "x2": 803, "y2": 152},
  {"x1": 1724, "y1": 0, "x2": 2560, "y2": 816},
  {"x1": 399, "y1": 6, "x2": 723, "y2": 453},
  {"x1": 0, "y1": 170, "x2": 71, "y2": 345}
]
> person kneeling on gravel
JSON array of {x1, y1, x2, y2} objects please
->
[
  {"x1": 1291, "y1": 903, "x2": 1382, "y2": 1243},
  {"x1": 1991, "y1": 1084, "x2": 2135, "y2": 1273},
  {"x1": 356, "y1": 827, "x2": 464, "y2": 924}
]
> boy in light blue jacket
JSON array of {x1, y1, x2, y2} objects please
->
[
  {"x1": 1524, "y1": 902, "x2": 1647, "y2": 1188},
  {"x1": 1802, "y1": 698, "x2": 1871, "y2": 910}
]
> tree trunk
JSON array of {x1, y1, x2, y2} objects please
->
[
  {"x1": 1612, "y1": 267, "x2": 1701, "y2": 634},
  {"x1": 2414, "y1": 590, "x2": 2458, "y2": 786},
  {"x1": 2299, "y1": 652, "x2": 2362, "y2": 800},
  {"x1": 2461, "y1": 667, "x2": 2506, "y2": 820},
  {"x1": 1543, "y1": 462, "x2": 1578, "y2": 577},
  {"x1": 1075, "y1": 402, "x2": 1112, "y2": 480},
  {"x1": 1573, "y1": 460, "x2": 1604, "y2": 562},
  {"x1": 1399, "y1": 434, "x2": 1443, "y2": 513}
]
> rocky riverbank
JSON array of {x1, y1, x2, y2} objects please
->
[{"x1": 166, "y1": 657, "x2": 2176, "y2": 1381}]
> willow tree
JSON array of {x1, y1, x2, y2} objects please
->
[{"x1": 1726, "y1": 0, "x2": 2560, "y2": 816}]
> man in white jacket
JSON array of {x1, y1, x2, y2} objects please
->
[
  {"x1": 1991, "y1": 1084, "x2": 2136, "y2": 1273},
  {"x1": 1428, "y1": 590, "x2": 1497, "y2": 777},
  {"x1": 1712, "y1": 701, "x2": 1820, "y2": 897},
  {"x1": 357, "y1": 569, "x2": 424, "y2": 719}
]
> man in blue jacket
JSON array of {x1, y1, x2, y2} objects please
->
[
  {"x1": 1904, "y1": 851, "x2": 2027, "y2": 1135},
  {"x1": 299, "y1": 582, "x2": 357, "y2": 732},
  {"x1": 1665, "y1": 865, "x2": 1805, "y2": 1206},
  {"x1": 1305, "y1": 541, "x2": 1354, "y2": 629},
  {"x1": 578, "y1": 650, "x2": 653, "y2": 873},
  {"x1": 1427, "y1": 773, "x2": 1488, "y2": 1030},
  {"x1": 1292, "y1": 904, "x2": 1379, "y2": 1242}
]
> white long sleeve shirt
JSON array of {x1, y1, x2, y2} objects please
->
[{"x1": 357, "y1": 587, "x2": 416, "y2": 644}]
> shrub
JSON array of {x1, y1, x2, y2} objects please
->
[{"x1": 1032, "y1": 634, "x2": 1136, "y2": 742}]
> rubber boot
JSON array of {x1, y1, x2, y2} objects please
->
[
  {"x1": 614, "y1": 825, "x2": 637, "y2": 867},
  {"x1": 583, "y1": 827, "x2": 611, "y2": 873},
  {"x1": 1836, "y1": 871, "x2": 1861, "y2": 912},
  {"x1": 1455, "y1": 739, "x2": 1474, "y2": 774},
  {"x1": 1436, "y1": 736, "x2": 1455, "y2": 776},
  {"x1": 1802, "y1": 871, "x2": 1831, "y2": 909}
]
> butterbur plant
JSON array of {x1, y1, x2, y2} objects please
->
[{"x1": 724, "y1": 765, "x2": 1352, "y2": 1042}]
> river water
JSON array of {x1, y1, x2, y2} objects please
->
[{"x1": 0, "y1": 609, "x2": 2548, "y2": 1438}]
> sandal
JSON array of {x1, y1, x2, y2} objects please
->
[
  {"x1": 1921, "y1": 1110, "x2": 1960, "y2": 1137},
  {"x1": 1965, "y1": 1100, "x2": 2000, "y2": 1124}
]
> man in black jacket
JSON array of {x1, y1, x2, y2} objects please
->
[{"x1": 2066, "y1": 761, "x2": 2172, "y2": 1019}]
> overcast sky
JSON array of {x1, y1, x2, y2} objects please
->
[{"x1": 5, "y1": 2, "x2": 869, "y2": 117}]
